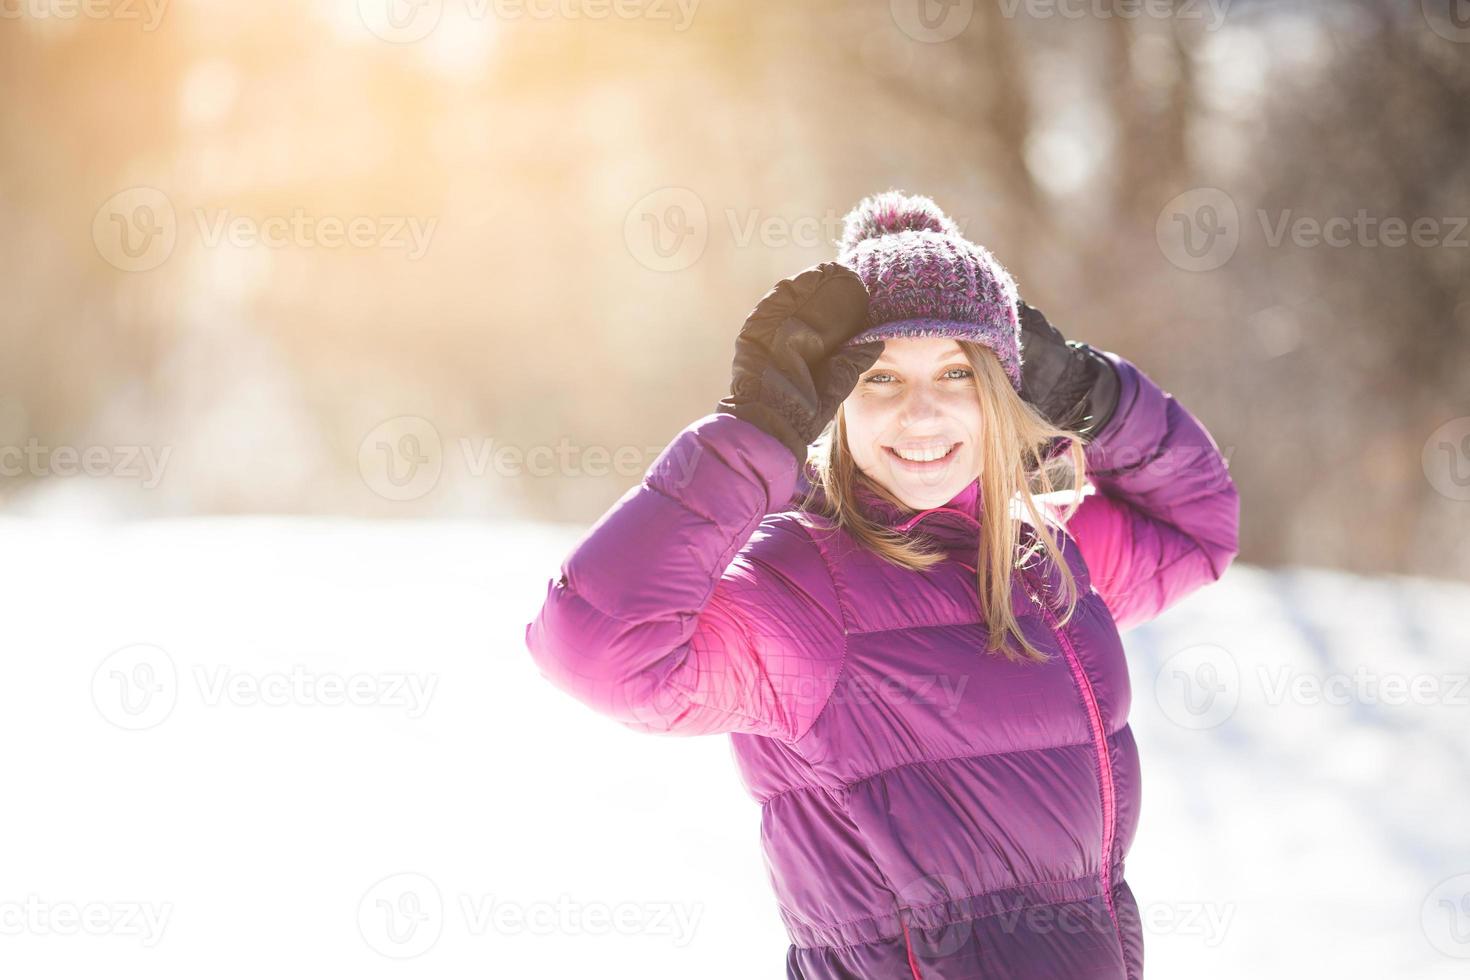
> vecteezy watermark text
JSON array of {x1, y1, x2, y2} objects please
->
[
  {"x1": 0, "y1": 0, "x2": 169, "y2": 30},
  {"x1": 358, "y1": 415, "x2": 700, "y2": 502},
  {"x1": 0, "y1": 896, "x2": 172, "y2": 947},
  {"x1": 356, "y1": 872, "x2": 704, "y2": 960},
  {"x1": 357, "y1": 0, "x2": 700, "y2": 44},
  {"x1": 621, "y1": 188, "x2": 985, "y2": 272},
  {"x1": 0, "y1": 440, "x2": 170, "y2": 488},
  {"x1": 92, "y1": 644, "x2": 439, "y2": 731},
  {"x1": 1157, "y1": 188, "x2": 1469, "y2": 272},
  {"x1": 92, "y1": 187, "x2": 438, "y2": 273}
]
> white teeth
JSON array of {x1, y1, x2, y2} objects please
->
[{"x1": 893, "y1": 444, "x2": 954, "y2": 462}]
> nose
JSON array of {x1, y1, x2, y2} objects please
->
[{"x1": 897, "y1": 381, "x2": 944, "y2": 427}]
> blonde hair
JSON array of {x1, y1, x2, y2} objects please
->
[{"x1": 799, "y1": 341, "x2": 1089, "y2": 664}]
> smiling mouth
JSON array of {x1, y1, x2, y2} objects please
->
[{"x1": 885, "y1": 442, "x2": 961, "y2": 465}]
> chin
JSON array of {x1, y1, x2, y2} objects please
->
[{"x1": 889, "y1": 482, "x2": 961, "y2": 510}]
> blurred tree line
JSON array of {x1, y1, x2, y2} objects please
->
[{"x1": 0, "y1": 0, "x2": 1466, "y2": 579}]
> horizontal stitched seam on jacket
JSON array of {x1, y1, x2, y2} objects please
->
[
  {"x1": 842, "y1": 738, "x2": 1098, "y2": 789},
  {"x1": 758, "y1": 781, "x2": 826, "y2": 805},
  {"x1": 834, "y1": 578, "x2": 1113, "y2": 637},
  {"x1": 790, "y1": 871, "x2": 1107, "y2": 951},
  {"x1": 758, "y1": 738, "x2": 1102, "y2": 803},
  {"x1": 841, "y1": 618, "x2": 989, "y2": 636},
  {"x1": 902, "y1": 871, "x2": 1102, "y2": 920}
]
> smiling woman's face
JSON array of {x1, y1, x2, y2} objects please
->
[{"x1": 841, "y1": 335, "x2": 985, "y2": 511}]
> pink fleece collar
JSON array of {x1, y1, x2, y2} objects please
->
[{"x1": 856, "y1": 476, "x2": 983, "y2": 531}]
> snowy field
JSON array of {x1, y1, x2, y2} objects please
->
[{"x1": 3, "y1": 516, "x2": 1467, "y2": 978}]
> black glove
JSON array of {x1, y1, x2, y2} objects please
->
[
  {"x1": 716, "y1": 262, "x2": 884, "y2": 463},
  {"x1": 1018, "y1": 300, "x2": 1121, "y2": 438}
]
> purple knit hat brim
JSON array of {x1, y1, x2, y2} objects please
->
[
  {"x1": 843, "y1": 317, "x2": 1024, "y2": 392},
  {"x1": 834, "y1": 192, "x2": 1025, "y2": 396}
]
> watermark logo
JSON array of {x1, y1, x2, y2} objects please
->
[
  {"x1": 92, "y1": 187, "x2": 177, "y2": 273},
  {"x1": 1422, "y1": 417, "x2": 1470, "y2": 501},
  {"x1": 92, "y1": 644, "x2": 178, "y2": 731},
  {"x1": 1422, "y1": 0, "x2": 1470, "y2": 44},
  {"x1": 359, "y1": 873, "x2": 444, "y2": 959},
  {"x1": 890, "y1": 0, "x2": 973, "y2": 42},
  {"x1": 1153, "y1": 643, "x2": 1239, "y2": 730},
  {"x1": 1422, "y1": 872, "x2": 1470, "y2": 958},
  {"x1": 1155, "y1": 187, "x2": 1239, "y2": 272},
  {"x1": 358, "y1": 0, "x2": 444, "y2": 42},
  {"x1": 359, "y1": 416, "x2": 444, "y2": 502},
  {"x1": 624, "y1": 187, "x2": 707, "y2": 272}
]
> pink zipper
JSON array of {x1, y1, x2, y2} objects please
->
[
  {"x1": 899, "y1": 909, "x2": 924, "y2": 979},
  {"x1": 895, "y1": 506, "x2": 1121, "y2": 956},
  {"x1": 1030, "y1": 587, "x2": 1121, "y2": 943}
]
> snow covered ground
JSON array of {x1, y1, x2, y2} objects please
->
[{"x1": 3, "y1": 516, "x2": 1467, "y2": 978}]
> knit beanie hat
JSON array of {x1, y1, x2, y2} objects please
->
[{"x1": 837, "y1": 190, "x2": 1024, "y2": 392}]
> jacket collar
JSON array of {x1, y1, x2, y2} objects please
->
[
  {"x1": 795, "y1": 466, "x2": 984, "y2": 538},
  {"x1": 855, "y1": 476, "x2": 983, "y2": 534},
  {"x1": 794, "y1": 467, "x2": 1046, "y2": 616}
]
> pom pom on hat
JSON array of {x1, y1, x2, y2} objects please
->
[{"x1": 838, "y1": 190, "x2": 961, "y2": 257}]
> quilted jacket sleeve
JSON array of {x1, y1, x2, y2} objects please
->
[
  {"x1": 1052, "y1": 351, "x2": 1240, "y2": 632},
  {"x1": 524, "y1": 412, "x2": 847, "y2": 743}
]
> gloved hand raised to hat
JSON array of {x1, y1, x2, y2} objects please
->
[
  {"x1": 1018, "y1": 300, "x2": 1121, "y2": 439},
  {"x1": 716, "y1": 262, "x2": 885, "y2": 463}
]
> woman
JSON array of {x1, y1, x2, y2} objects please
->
[{"x1": 525, "y1": 191, "x2": 1239, "y2": 979}]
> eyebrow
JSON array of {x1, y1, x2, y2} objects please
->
[{"x1": 867, "y1": 360, "x2": 971, "y2": 370}]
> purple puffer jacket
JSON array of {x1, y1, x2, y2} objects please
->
[{"x1": 525, "y1": 350, "x2": 1239, "y2": 979}]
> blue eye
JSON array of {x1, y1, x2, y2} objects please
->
[{"x1": 862, "y1": 368, "x2": 972, "y2": 384}]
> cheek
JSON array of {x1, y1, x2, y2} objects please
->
[
  {"x1": 951, "y1": 393, "x2": 985, "y2": 436},
  {"x1": 841, "y1": 396, "x2": 888, "y2": 464}
]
